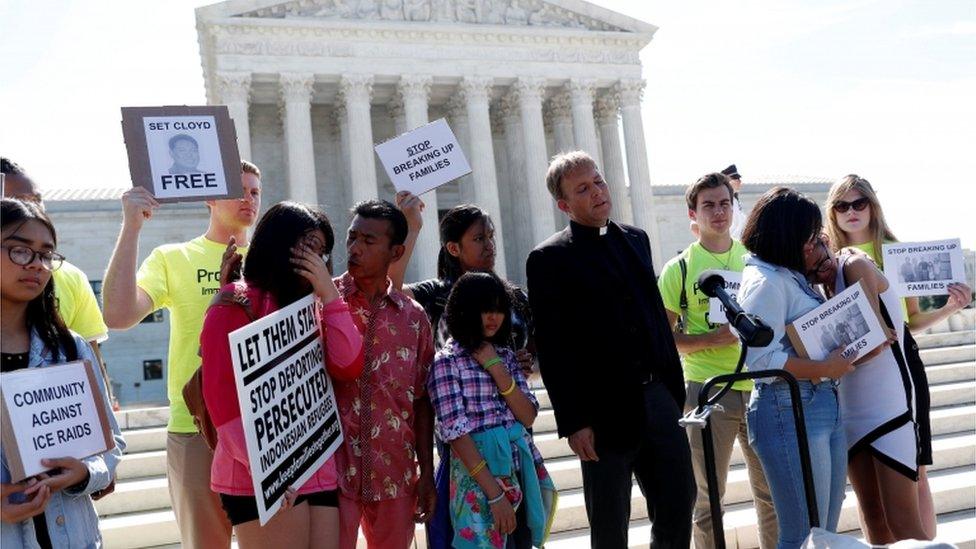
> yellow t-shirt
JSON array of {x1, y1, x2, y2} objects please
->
[
  {"x1": 53, "y1": 261, "x2": 108, "y2": 343},
  {"x1": 658, "y1": 241, "x2": 752, "y2": 391},
  {"x1": 850, "y1": 241, "x2": 910, "y2": 319},
  {"x1": 137, "y1": 236, "x2": 247, "y2": 433}
]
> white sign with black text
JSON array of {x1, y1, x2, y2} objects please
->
[
  {"x1": 230, "y1": 294, "x2": 343, "y2": 525},
  {"x1": 786, "y1": 281, "x2": 887, "y2": 361},
  {"x1": 882, "y1": 239, "x2": 966, "y2": 297},
  {"x1": 704, "y1": 270, "x2": 743, "y2": 325},
  {"x1": 0, "y1": 361, "x2": 114, "y2": 482},
  {"x1": 374, "y1": 118, "x2": 472, "y2": 196}
]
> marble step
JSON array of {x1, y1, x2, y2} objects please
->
[
  {"x1": 927, "y1": 361, "x2": 976, "y2": 385},
  {"x1": 916, "y1": 330, "x2": 976, "y2": 349},
  {"x1": 920, "y1": 344, "x2": 976, "y2": 366}
]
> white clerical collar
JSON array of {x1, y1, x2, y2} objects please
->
[{"x1": 599, "y1": 225, "x2": 608, "y2": 236}]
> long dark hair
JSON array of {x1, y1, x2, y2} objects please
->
[
  {"x1": 243, "y1": 202, "x2": 335, "y2": 307},
  {"x1": 445, "y1": 271, "x2": 513, "y2": 352},
  {"x1": 437, "y1": 204, "x2": 491, "y2": 281},
  {"x1": 741, "y1": 187, "x2": 822, "y2": 273},
  {"x1": 0, "y1": 199, "x2": 77, "y2": 361}
]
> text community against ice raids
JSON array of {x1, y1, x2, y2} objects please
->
[{"x1": 230, "y1": 294, "x2": 343, "y2": 524}]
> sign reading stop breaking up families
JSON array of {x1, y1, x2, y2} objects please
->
[
  {"x1": 230, "y1": 294, "x2": 343, "y2": 525},
  {"x1": 121, "y1": 106, "x2": 243, "y2": 203},
  {"x1": 786, "y1": 281, "x2": 887, "y2": 361},
  {"x1": 882, "y1": 239, "x2": 966, "y2": 298},
  {"x1": 702, "y1": 270, "x2": 742, "y2": 325},
  {"x1": 0, "y1": 361, "x2": 114, "y2": 482},
  {"x1": 374, "y1": 118, "x2": 472, "y2": 196}
]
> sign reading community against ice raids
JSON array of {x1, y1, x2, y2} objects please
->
[
  {"x1": 703, "y1": 270, "x2": 743, "y2": 325},
  {"x1": 0, "y1": 361, "x2": 114, "y2": 482},
  {"x1": 786, "y1": 281, "x2": 887, "y2": 361},
  {"x1": 230, "y1": 294, "x2": 343, "y2": 525},
  {"x1": 121, "y1": 106, "x2": 243, "y2": 203},
  {"x1": 374, "y1": 118, "x2": 472, "y2": 196},
  {"x1": 882, "y1": 239, "x2": 966, "y2": 297}
]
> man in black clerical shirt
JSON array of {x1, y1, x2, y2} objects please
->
[{"x1": 527, "y1": 151, "x2": 695, "y2": 548}]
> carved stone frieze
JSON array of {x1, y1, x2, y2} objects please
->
[{"x1": 238, "y1": 0, "x2": 626, "y2": 32}]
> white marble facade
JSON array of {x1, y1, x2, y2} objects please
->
[{"x1": 196, "y1": 0, "x2": 666, "y2": 283}]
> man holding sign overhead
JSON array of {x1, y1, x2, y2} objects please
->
[
  {"x1": 102, "y1": 160, "x2": 262, "y2": 549},
  {"x1": 657, "y1": 172, "x2": 776, "y2": 549}
]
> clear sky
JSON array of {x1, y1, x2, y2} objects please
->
[{"x1": 1, "y1": 0, "x2": 973, "y2": 246}]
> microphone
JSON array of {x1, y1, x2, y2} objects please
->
[{"x1": 698, "y1": 271, "x2": 774, "y2": 347}]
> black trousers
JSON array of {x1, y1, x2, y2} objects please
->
[{"x1": 581, "y1": 380, "x2": 696, "y2": 548}]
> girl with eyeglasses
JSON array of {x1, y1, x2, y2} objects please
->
[
  {"x1": 1, "y1": 198, "x2": 125, "y2": 548},
  {"x1": 825, "y1": 175, "x2": 972, "y2": 540}
]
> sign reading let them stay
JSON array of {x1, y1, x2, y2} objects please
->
[
  {"x1": 374, "y1": 118, "x2": 472, "y2": 196},
  {"x1": 882, "y1": 238, "x2": 966, "y2": 297},
  {"x1": 121, "y1": 106, "x2": 243, "y2": 203},
  {"x1": 230, "y1": 294, "x2": 343, "y2": 525},
  {"x1": 0, "y1": 360, "x2": 114, "y2": 482}
]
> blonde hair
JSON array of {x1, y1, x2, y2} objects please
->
[
  {"x1": 545, "y1": 151, "x2": 599, "y2": 200},
  {"x1": 241, "y1": 159, "x2": 261, "y2": 178},
  {"x1": 825, "y1": 174, "x2": 897, "y2": 259}
]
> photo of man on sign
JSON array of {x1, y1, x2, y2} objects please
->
[
  {"x1": 167, "y1": 134, "x2": 203, "y2": 175},
  {"x1": 144, "y1": 116, "x2": 225, "y2": 198}
]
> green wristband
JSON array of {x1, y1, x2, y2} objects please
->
[{"x1": 483, "y1": 357, "x2": 503, "y2": 370}]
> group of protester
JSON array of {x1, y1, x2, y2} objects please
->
[{"x1": 1, "y1": 151, "x2": 971, "y2": 549}]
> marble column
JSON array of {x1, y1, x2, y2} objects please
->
[
  {"x1": 340, "y1": 74, "x2": 378, "y2": 206},
  {"x1": 216, "y1": 71, "x2": 252, "y2": 161},
  {"x1": 501, "y1": 92, "x2": 531, "y2": 282},
  {"x1": 398, "y1": 75, "x2": 439, "y2": 282},
  {"x1": 446, "y1": 95, "x2": 475, "y2": 204},
  {"x1": 514, "y1": 77, "x2": 555, "y2": 248},
  {"x1": 459, "y1": 76, "x2": 507, "y2": 276},
  {"x1": 568, "y1": 79, "x2": 601, "y2": 165},
  {"x1": 491, "y1": 106, "x2": 518, "y2": 283},
  {"x1": 279, "y1": 72, "x2": 318, "y2": 205},
  {"x1": 547, "y1": 92, "x2": 575, "y2": 154},
  {"x1": 594, "y1": 92, "x2": 633, "y2": 225},
  {"x1": 618, "y1": 78, "x2": 664, "y2": 269}
]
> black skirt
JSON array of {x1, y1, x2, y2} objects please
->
[{"x1": 902, "y1": 327, "x2": 933, "y2": 466}]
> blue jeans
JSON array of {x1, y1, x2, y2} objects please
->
[{"x1": 747, "y1": 381, "x2": 847, "y2": 549}]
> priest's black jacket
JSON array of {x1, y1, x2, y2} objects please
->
[{"x1": 526, "y1": 220, "x2": 685, "y2": 451}]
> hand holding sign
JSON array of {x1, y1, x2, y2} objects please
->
[
  {"x1": 0, "y1": 480, "x2": 51, "y2": 523},
  {"x1": 121, "y1": 187, "x2": 160, "y2": 229},
  {"x1": 35, "y1": 457, "x2": 90, "y2": 492},
  {"x1": 395, "y1": 191, "x2": 425, "y2": 233}
]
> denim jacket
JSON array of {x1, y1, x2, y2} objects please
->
[
  {"x1": 1, "y1": 330, "x2": 126, "y2": 549},
  {"x1": 738, "y1": 255, "x2": 825, "y2": 383}
]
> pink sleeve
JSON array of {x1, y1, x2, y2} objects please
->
[
  {"x1": 201, "y1": 303, "x2": 251, "y2": 428},
  {"x1": 321, "y1": 298, "x2": 364, "y2": 382}
]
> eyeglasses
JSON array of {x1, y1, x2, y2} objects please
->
[
  {"x1": 1, "y1": 245, "x2": 65, "y2": 271},
  {"x1": 832, "y1": 197, "x2": 870, "y2": 213}
]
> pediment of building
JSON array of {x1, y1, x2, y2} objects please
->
[{"x1": 198, "y1": 0, "x2": 655, "y2": 35}]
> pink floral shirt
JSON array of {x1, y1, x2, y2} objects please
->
[{"x1": 333, "y1": 273, "x2": 435, "y2": 502}]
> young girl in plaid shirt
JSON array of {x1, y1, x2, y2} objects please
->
[{"x1": 427, "y1": 272, "x2": 556, "y2": 548}]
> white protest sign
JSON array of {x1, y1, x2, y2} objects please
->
[
  {"x1": 0, "y1": 361, "x2": 114, "y2": 482},
  {"x1": 786, "y1": 281, "x2": 887, "y2": 361},
  {"x1": 704, "y1": 270, "x2": 743, "y2": 325},
  {"x1": 882, "y1": 239, "x2": 966, "y2": 297},
  {"x1": 374, "y1": 118, "x2": 472, "y2": 196},
  {"x1": 230, "y1": 294, "x2": 343, "y2": 525}
]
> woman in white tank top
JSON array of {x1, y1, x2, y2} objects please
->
[{"x1": 809, "y1": 235, "x2": 928, "y2": 543}]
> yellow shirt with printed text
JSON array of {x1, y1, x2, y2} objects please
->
[
  {"x1": 658, "y1": 241, "x2": 752, "y2": 391},
  {"x1": 53, "y1": 261, "x2": 108, "y2": 343},
  {"x1": 137, "y1": 235, "x2": 247, "y2": 433}
]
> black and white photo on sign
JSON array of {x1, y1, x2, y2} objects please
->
[
  {"x1": 0, "y1": 360, "x2": 112, "y2": 482},
  {"x1": 787, "y1": 281, "x2": 887, "y2": 361},
  {"x1": 143, "y1": 116, "x2": 228, "y2": 199},
  {"x1": 374, "y1": 118, "x2": 472, "y2": 196},
  {"x1": 882, "y1": 239, "x2": 966, "y2": 297},
  {"x1": 229, "y1": 294, "x2": 343, "y2": 525}
]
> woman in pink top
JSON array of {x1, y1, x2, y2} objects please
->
[{"x1": 201, "y1": 202, "x2": 364, "y2": 548}]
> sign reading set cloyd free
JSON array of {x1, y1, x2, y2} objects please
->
[
  {"x1": 374, "y1": 118, "x2": 472, "y2": 196},
  {"x1": 0, "y1": 360, "x2": 114, "y2": 482},
  {"x1": 230, "y1": 294, "x2": 343, "y2": 525}
]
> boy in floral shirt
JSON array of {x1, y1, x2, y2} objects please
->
[{"x1": 334, "y1": 200, "x2": 436, "y2": 548}]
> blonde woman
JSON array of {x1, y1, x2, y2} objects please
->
[{"x1": 825, "y1": 174, "x2": 972, "y2": 540}]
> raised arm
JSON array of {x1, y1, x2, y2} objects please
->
[
  {"x1": 389, "y1": 191, "x2": 424, "y2": 293},
  {"x1": 103, "y1": 188, "x2": 158, "y2": 329}
]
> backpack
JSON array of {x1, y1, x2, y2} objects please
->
[
  {"x1": 182, "y1": 284, "x2": 255, "y2": 450},
  {"x1": 676, "y1": 256, "x2": 689, "y2": 333}
]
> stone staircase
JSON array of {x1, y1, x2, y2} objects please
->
[{"x1": 100, "y1": 324, "x2": 976, "y2": 548}]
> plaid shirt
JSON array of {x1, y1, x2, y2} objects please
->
[{"x1": 428, "y1": 339, "x2": 542, "y2": 469}]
